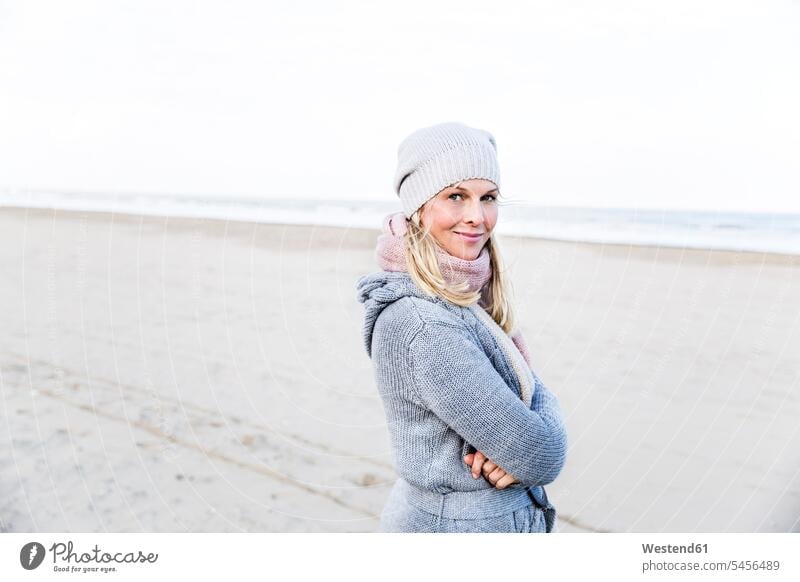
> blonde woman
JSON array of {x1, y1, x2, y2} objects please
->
[{"x1": 356, "y1": 121, "x2": 568, "y2": 533}]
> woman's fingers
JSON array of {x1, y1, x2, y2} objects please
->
[
  {"x1": 471, "y1": 450, "x2": 487, "y2": 478},
  {"x1": 494, "y1": 473, "x2": 518, "y2": 490},
  {"x1": 487, "y1": 466, "x2": 505, "y2": 485},
  {"x1": 494, "y1": 473, "x2": 514, "y2": 489},
  {"x1": 464, "y1": 451, "x2": 517, "y2": 488},
  {"x1": 464, "y1": 451, "x2": 516, "y2": 489}
]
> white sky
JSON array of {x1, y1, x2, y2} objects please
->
[{"x1": 1, "y1": 0, "x2": 798, "y2": 213}]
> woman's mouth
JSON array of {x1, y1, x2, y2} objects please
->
[{"x1": 454, "y1": 232, "x2": 484, "y2": 242}]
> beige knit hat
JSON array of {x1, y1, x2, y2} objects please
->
[{"x1": 393, "y1": 121, "x2": 501, "y2": 219}]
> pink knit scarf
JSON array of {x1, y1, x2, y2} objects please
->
[{"x1": 375, "y1": 211, "x2": 536, "y2": 406}]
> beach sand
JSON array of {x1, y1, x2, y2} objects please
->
[{"x1": 1, "y1": 207, "x2": 798, "y2": 533}]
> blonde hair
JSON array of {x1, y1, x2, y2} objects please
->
[{"x1": 402, "y1": 187, "x2": 516, "y2": 334}]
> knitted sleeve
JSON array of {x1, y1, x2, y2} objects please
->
[
  {"x1": 529, "y1": 371, "x2": 569, "y2": 449},
  {"x1": 407, "y1": 320, "x2": 568, "y2": 487}
]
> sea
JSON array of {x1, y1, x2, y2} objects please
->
[{"x1": 2, "y1": 188, "x2": 800, "y2": 256}]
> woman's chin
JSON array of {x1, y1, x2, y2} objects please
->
[{"x1": 438, "y1": 235, "x2": 486, "y2": 260}]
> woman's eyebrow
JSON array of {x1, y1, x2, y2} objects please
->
[{"x1": 452, "y1": 186, "x2": 499, "y2": 195}]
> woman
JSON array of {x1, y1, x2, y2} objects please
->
[{"x1": 356, "y1": 121, "x2": 568, "y2": 533}]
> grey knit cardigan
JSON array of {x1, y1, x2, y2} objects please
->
[{"x1": 356, "y1": 271, "x2": 568, "y2": 526}]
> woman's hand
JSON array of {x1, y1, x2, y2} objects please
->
[{"x1": 463, "y1": 450, "x2": 521, "y2": 489}]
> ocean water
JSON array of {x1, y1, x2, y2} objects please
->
[{"x1": 2, "y1": 188, "x2": 800, "y2": 256}]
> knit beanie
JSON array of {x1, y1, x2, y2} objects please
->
[{"x1": 393, "y1": 121, "x2": 501, "y2": 219}]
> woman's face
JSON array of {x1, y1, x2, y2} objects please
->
[{"x1": 419, "y1": 178, "x2": 499, "y2": 260}]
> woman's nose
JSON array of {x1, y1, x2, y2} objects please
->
[{"x1": 463, "y1": 200, "x2": 485, "y2": 224}]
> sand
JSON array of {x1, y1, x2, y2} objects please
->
[{"x1": 1, "y1": 207, "x2": 798, "y2": 533}]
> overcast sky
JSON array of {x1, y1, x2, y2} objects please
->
[{"x1": 1, "y1": 0, "x2": 798, "y2": 213}]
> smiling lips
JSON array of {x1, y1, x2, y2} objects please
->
[{"x1": 455, "y1": 232, "x2": 484, "y2": 241}]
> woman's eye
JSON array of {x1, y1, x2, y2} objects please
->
[{"x1": 448, "y1": 193, "x2": 498, "y2": 201}]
